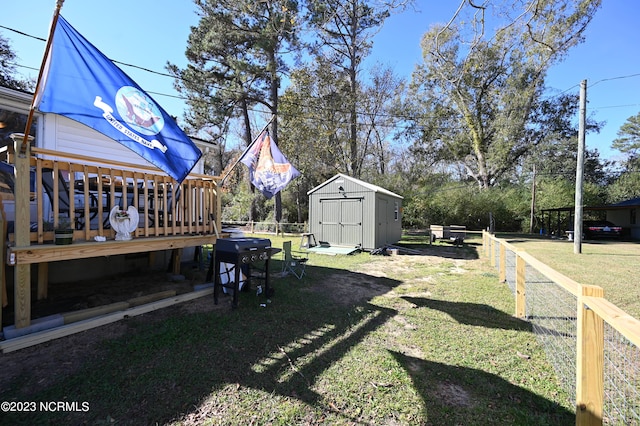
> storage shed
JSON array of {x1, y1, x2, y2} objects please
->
[{"x1": 307, "y1": 174, "x2": 403, "y2": 251}]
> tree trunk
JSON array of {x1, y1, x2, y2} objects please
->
[
  {"x1": 268, "y1": 46, "x2": 282, "y2": 223},
  {"x1": 348, "y1": 1, "x2": 359, "y2": 178}
]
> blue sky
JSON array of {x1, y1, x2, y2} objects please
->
[{"x1": 2, "y1": 0, "x2": 639, "y2": 161}]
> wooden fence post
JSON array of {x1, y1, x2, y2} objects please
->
[
  {"x1": 484, "y1": 232, "x2": 490, "y2": 258},
  {"x1": 499, "y1": 243, "x2": 506, "y2": 283},
  {"x1": 515, "y1": 253, "x2": 526, "y2": 318},
  {"x1": 482, "y1": 231, "x2": 486, "y2": 255},
  {"x1": 576, "y1": 284, "x2": 604, "y2": 426},
  {"x1": 490, "y1": 237, "x2": 496, "y2": 267}
]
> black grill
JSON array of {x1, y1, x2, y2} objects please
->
[{"x1": 211, "y1": 237, "x2": 273, "y2": 308}]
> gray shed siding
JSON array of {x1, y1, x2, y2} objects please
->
[{"x1": 308, "y1": 174, "x2": 402, "y2": 250}]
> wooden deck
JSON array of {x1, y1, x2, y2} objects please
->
[{"x1": 2, "y1": 142, "x2": 221, "y2": 329}]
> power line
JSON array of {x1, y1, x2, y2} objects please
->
[
  {"x1": 590, "y1": 73, "x2": 640, "y2": 87},
  {"x1": 3, "y1": 24, "x2": 640, "y2": 125},
  {"x1": 0, "y1": 25, "x2": 46, "y2": 41}
]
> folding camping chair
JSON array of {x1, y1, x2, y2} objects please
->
[{"x1": 281, "y1": 240, "x2": 308, "y2": 279}]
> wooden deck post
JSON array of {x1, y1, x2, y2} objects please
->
[
  {"x1": 171, "y1": 248, "x2": 182, "y2": 274},
  {"x1": 13, "y1": 136, "x2": 32, "y2": 328},
  {"x1": 515, "y1": 252, "x2": 526, "y2": 318},
  {"x1": 0, "y1": 210, "x2": 6, "y2": 328},
  {"x1": 576, "y1": 284, "x2": 604, "y2": 426}
]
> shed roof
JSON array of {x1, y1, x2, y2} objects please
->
[
  {"x1": 609, "y1": 197, "x2": 640, "y2": 207},
  {"x1": 307, "y1": 173, "x2": 403, "y2": 199},
  {"x1": 541, "y1": 197, "x2": 640, "y2": 213}
]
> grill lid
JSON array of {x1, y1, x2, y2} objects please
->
[{"x1": 216, "y1": 237, "x2": 272, "y2": 254}]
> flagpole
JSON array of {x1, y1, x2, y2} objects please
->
[
  {"x1": 18, "y1": 0, "x2": 65, "y2": 157},
  {"x1": 219, "y1": 115, "x2": 275, "y2": 187}
]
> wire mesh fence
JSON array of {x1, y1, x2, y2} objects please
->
[
  {"x1": 504, "y1": 248, "x2": 517, "y2": 294},
  {"x1": 222, "y1": 221, "x2": 307, "y2": 235},
  {"x1": 524, "y1": 264, "x2": 578, "y2": 404},
  {"x1": 603, "y1": 324, "x2": 640, "y2": 424},
  {"x1": 485, "y1": 233, "x2": 640, "y2": 424}
]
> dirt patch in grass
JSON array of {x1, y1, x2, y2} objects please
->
[
  {"x1": 305, "y1": 269, "x2": 394, "y2": 306},
  {"x1": 0, "y1": 250, "x2": 459, "y2": 390},
  {"x1": 4, "y1": 243, "x2": 544, "y2": 425},
  {"x1": 0, "y1": 264, "x2": 224, "y2": 392},
  {"x1": 304, "y1": 250, "x2": 472, "y2": 307},
  {"x1": 435, "y1": 381, "x2": 475, "y2": 408},
  {"x1": 0, "y1": 295, "x2": 224, "y2": 392}
]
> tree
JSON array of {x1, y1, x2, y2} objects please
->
[
  {"x1": 169, "y1": 0, "x2": 301, "y2": 222},
  {"x1": 357, "y1": 64, "x2": 404, "y2": 178},
  {"x1": 280, "y1": 61, "x2": 350, "y2": 178},
  {"x1": 408, "y1": 0, "x2": 602, "y2": 189},
  {"x1": 305, "y1": 0, "x2": 408, "y2": 178},
  {"x1": 612, "y1": 112, "x2": 640, "y2": 164},
  {"x1": 607, "y1": 171, "x2": 640, "y2": 204},
  {"x1": 0, "y1": 34, "x2": 33, "y2": 91},
  {"x1": 607, "y1": 112, "x2": 640, "y2": 202},
  {"x1": 279, "y1": 60, "x2": 403, "y2": 185}
]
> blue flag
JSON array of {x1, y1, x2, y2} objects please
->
[
  {"x1": 240, "y1": 131, "x2": 300, "y2": 199},
  {"x1": 35, "y1": 16, "x2": 201, "y2": 184}
]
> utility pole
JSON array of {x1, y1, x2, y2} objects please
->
[
  {"x1": 574, "y1": 80, "x2": 587, "y2": 254},
  {"x1": 530, "y1": 164, "x2": 536, "y2": 234}
]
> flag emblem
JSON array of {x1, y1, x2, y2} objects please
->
[{"x1": 115, "y1": 87, "x2": 164, "y2": 135}]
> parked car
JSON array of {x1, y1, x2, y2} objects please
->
[{"x1": 582, "y1": 220, "x2": 622, "y2": 239}]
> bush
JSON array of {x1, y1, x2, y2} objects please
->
[{"x1": 402, "y1": 183, "x2": 529, "y2": 232}]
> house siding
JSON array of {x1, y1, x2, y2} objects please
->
[{"x1": 43, "y1": 115, "x2": 205, "y2": 174}]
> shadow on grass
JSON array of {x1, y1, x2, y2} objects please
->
[
  {"x1": 1, "y1": 264, "x2": 571, "y2": 425},
  {"x1": 401, "y1": 296, "x2": 531, "y2": 331},
  {"x1": 389, "y1": 350, "x2": 574, "y2": 425},
  {"x1": 1, "y1": 267, "x2": 401, "y2": 425}
]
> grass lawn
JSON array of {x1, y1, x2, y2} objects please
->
[
  {"x1": 0, "y1": 233, "x2": 573, "y2": 425},
  {"x1": 496, "y1": 234, "x2": 640, "y2": 318}
]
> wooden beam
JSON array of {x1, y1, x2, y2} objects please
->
[
  {"x1": 127, "y1": 290, "x2": 176, "y2": 307},
  {"x1": 14, "y1": 137, "x2": 32, "y2": 328},
  {"x1": 584, "y1": 296, "x2": 640, "y2": 347},
  {"x1": 62, "y1": 302, "x2": 130, "y2": 324},
  {"x1": 576, "y1": 285, "x2": 605, "y2": 425},
  {"x1": 14, "y1": 265, "x2": 30, "y2": 328},
  {"x1": 0, "y1": 209, "x2": 5, "y2": 332},
  {"x1": 0, "y1": 288, "x2": 213, "y2": 353},
  {"x1": 490, "y1": 237, "x2": 496, "y2": 267},
  {"x1": 9, "y1": 235, "x2": 218, "y2": 265},
  {"x1": 171, "y1": 248, "x2": 182, "y2": 274}
]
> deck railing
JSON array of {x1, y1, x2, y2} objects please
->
[
  {"x1": 483, "y1": 231, "x2": 640, "y2": 425},
  {"x1": 2, "y1": 141, "x2": 221, "y2": 330},
  {"x1": 8, "y1": 146, "x2": 220, "y2": 244}
]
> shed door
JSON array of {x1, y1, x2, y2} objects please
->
[{"x1": 320, "y1": 198, "x2": 363, "y2": 246}]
